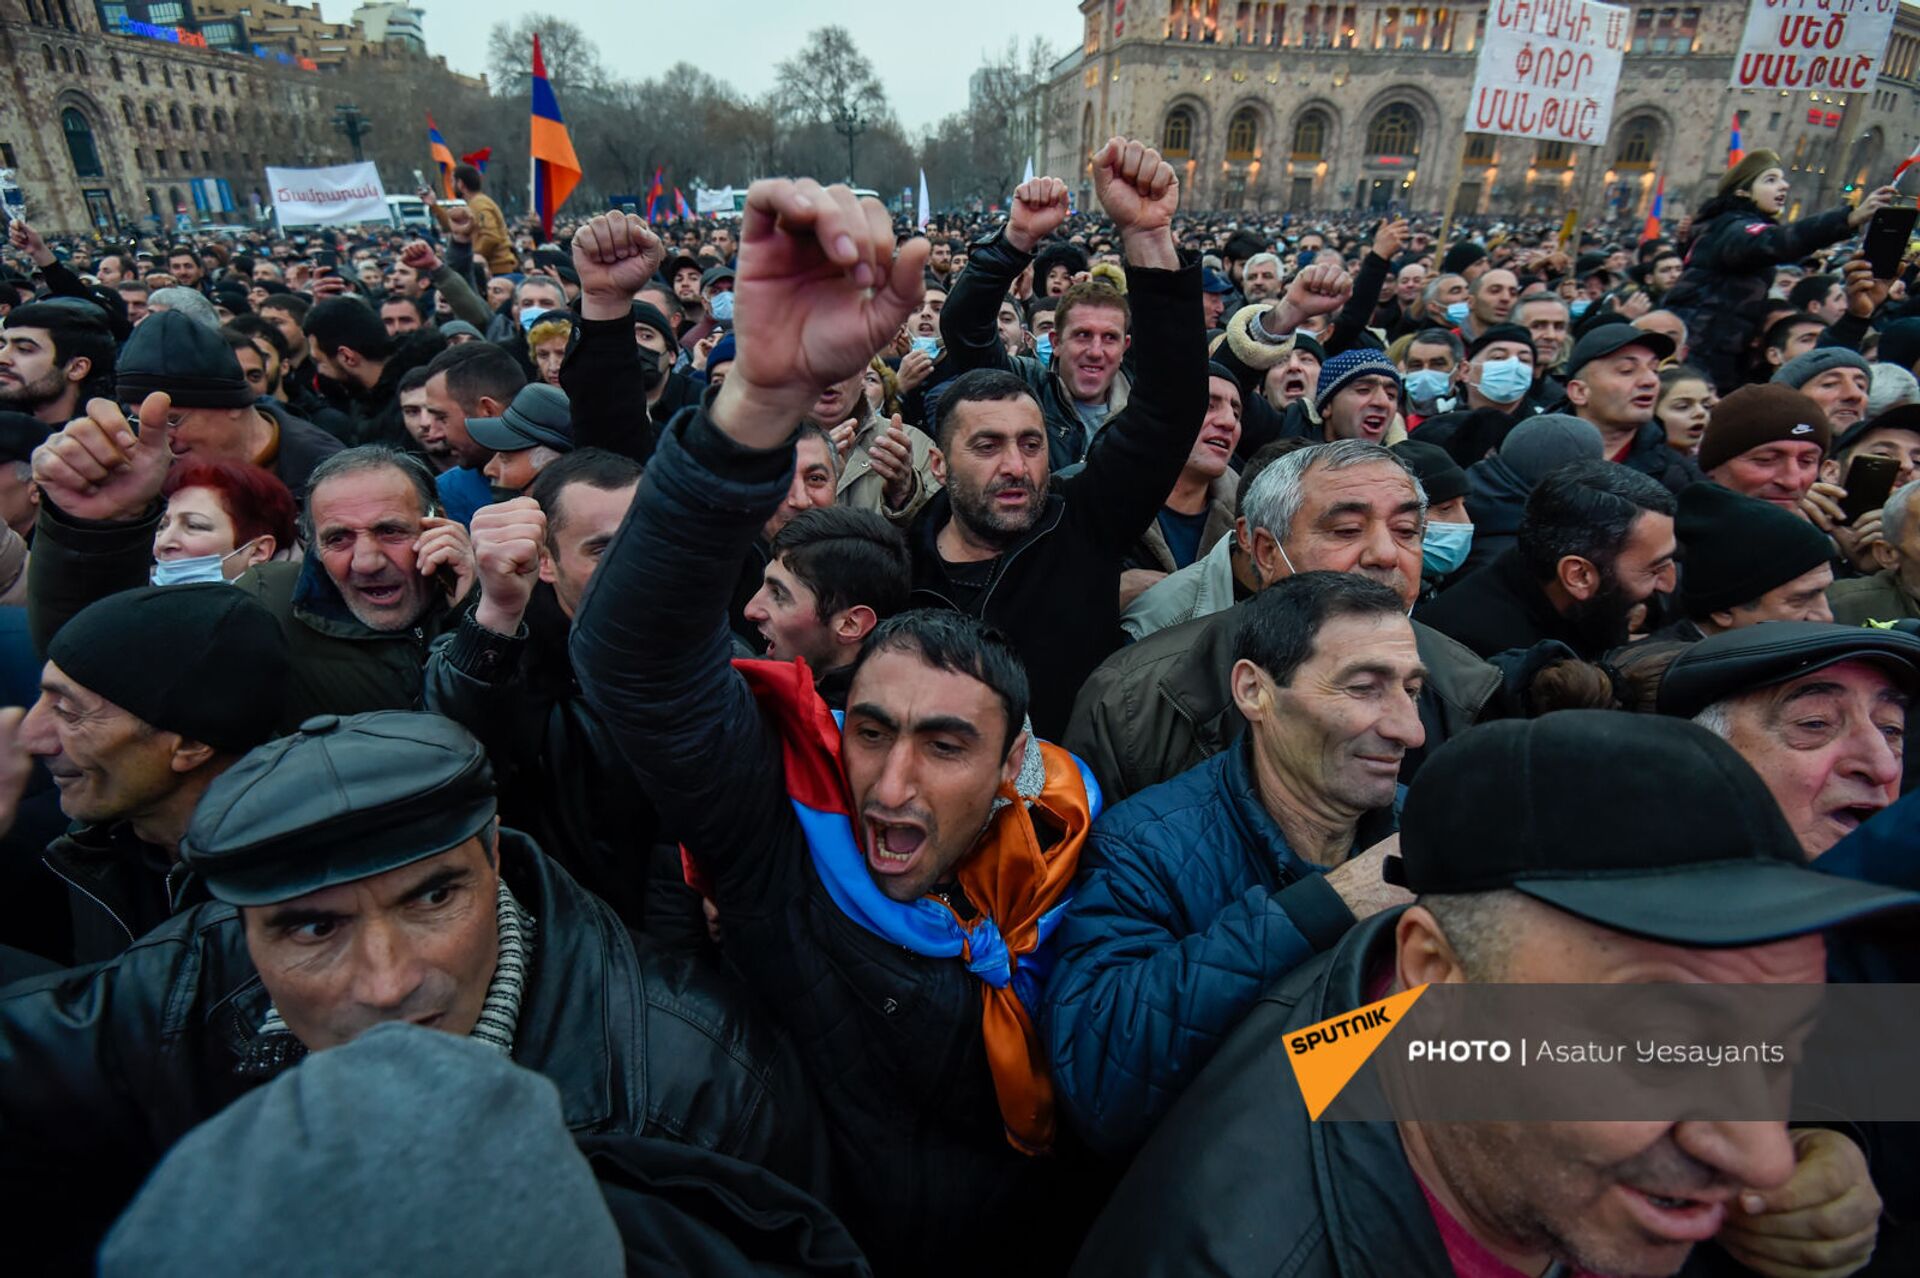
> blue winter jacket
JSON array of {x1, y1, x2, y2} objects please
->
[{"x1": 1041, "y1": 737, "x2": 1398, "y2": 1156}]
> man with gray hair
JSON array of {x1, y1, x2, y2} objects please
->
[
  {"x1": 1420, "y1": 272, "x2": 1469, "y2": 330},
  {"x1": 1067, "y1": 438, "x2": 1500, "y2": 801},
  {"x1": 1241, "y1": 251, "x2": 1283, "y2": 303},
  {"x1": 1657, "y1": 622, "x2": 1920, "y2": 858},
  {"x1": 144, "y1": 286, "x2": 220, "y2": 330},
  {"x1": 1831, "y1": 474, "x2": 1920, "y2": 625}
]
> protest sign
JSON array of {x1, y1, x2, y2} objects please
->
[
  {"x1": 265, "y1": 162, "x2": 388, "y2": 228},
  {"x1": 1465, "y1": 0, "x2": 1631, "y2": 146},
  {"x1": 1730, "y1": 0, "x2": 1900, "y2": 94}
]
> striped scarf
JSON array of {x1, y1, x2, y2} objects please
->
[{"x1": 256, "y1": 877, "x2": 534, "y2": 1056}]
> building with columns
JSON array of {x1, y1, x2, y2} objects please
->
[{"x1": 1040, "y1": 1, "x2": 1920, "y2": 222}]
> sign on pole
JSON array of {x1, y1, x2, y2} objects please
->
[
  {"x1": 1465, "y1": 0, "x2": 1631, "y2": 146},
  {"x1": 1729, "y1": 0, "x2": 1899, "y2": 94},
  {"x1": 265, "y1": 161, "x2": 387, "y2": 228}
]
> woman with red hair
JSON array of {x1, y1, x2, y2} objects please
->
[{"x1": 151, "y1": 458, "x2": 298, "y2": 584}]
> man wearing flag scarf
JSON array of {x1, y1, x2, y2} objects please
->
[{"x1": 571, "y1": 154, "x2": 1182, "y2": 1274}]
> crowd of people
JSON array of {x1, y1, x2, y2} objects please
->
[{"x1": 0, "y1": 138, "x2": 1918, "y2": 1276}]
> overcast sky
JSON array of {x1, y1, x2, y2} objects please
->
[{"x1": 328, "y1": 1, "x2": 1087, "y2": 133}]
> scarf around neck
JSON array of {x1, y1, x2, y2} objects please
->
[{"x1": 732, "y1": 657, "x2": 1100, "y2": 1155}]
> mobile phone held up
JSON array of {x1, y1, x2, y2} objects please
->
[
  {"x1": 1842, "y1": 453, "x2": 1901, "y2": 525},
  {"x1": 1862, "y1": 204, "x2": 1919, "y2": 280}
]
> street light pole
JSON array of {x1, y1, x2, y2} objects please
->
[{"x1": 332, "y1": 103, "x2": 372, "y2": 162}]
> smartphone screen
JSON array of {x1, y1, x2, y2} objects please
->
[
  {"x1": 1843, "y1": 454, "x2": 1901, "y2": 524},
  {"x1": 1863, "y1": 205, "x2": 1919, "y2": 280}
]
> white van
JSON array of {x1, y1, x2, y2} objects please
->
[{"x1": 386, "y1": 194, "x2": 432, "y2": 230}]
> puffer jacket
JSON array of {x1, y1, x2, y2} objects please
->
[
  {"x1": 422, "y1": 584, "x2": 705, "y2": 946},
  {"x1": 1665, "y1": 197, "x2": 1853, "y2": 394},
  {"x1": 0, "y1": 834, "x2": 829, "y2": 1275},
  {"x1": 571, "y1": 409, "x2": 1108, "y2": 1277},
  {"x1": 1043, "y1": 737, "x2": 1396, "y2": 1156},
  {"x1": 1065, "y1": 602, "x2": 1500, "y2": 802}
]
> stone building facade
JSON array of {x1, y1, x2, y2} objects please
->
[
  {"x1": 1, "y1": 0, "x2": 480, "y2": 233},
  {"x1": 1040, "y1": 1, "x2": 1920, "y2": 222}
]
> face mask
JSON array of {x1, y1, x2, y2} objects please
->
[
  {"x1": 150, "y1": 538, "x2": 258, "y2": 587},
  {"x1": 1404, "y1": 368, "x2": 1452, "y2": 408},
  {"x1": 708, "y1": 291, "x2": 735, "y2": 322},
  {"x1": 1034, "y1": 334, "x2": 1052, "y2": 364},
  {"x1": 1421, "y1": 520, "x2": 1475, "y2": 577},
  {"x1": 1570, "y1": 298, "x2": 1591, "y2": 318},
  {"x1": 1475, "y1": 357, "x2": 1533, "y2": 405},
  {"x1": 910, "y1": 335, "x2": 941, "y2": 359},
  {"x1": 1445, "y1": 301, "x2": 1471, "y2": 326},
  {"x1": 518, "y1": 305, "x2": 548, "y2": 332}
]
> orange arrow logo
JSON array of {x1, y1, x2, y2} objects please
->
[{"x1": 1285, "y1": 984, "x2": 1427, "y2": 1120}]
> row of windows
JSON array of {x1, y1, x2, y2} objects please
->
[
  {"x1": 1158, "y1": 103, "x2": 1662, "y2": 168},
  {"x1": 42, "y1": 43, "x2": 253, "y2": 98},
  {"x1": 1153, "y1": 0, "x2": 1699, "y2": 53},
  {"x1": 1889, "y1": 35, "x2": 1919, "y2": 83},
  {"x1": 135, "y1": 147, "x2": 256, "y2": 173},
  {"x1": 22, "y1": 0, "x2": 77, "y2": 29}
]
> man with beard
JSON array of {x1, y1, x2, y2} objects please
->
[
  {"x1": 912, "y1": 141, "x2": 1206, "y2": 739},
  {"x1": 422, "y1": 342, "x2": 525, "y2": 524},
  {"x1": 1418, "y1": 459, "x2": 1677, "y2": 660},
  {"x1": 0, "y1": 304, "x2": 114, "y2": 427},
  {"x1": 395, "y1": 365, "x2": 455, "y2": 473}
]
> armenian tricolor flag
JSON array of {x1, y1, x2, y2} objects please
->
[
  {"x1": 529, "y1": 34, "x2": 581, "y2": 241},
  {"x1": 674, "y1": 187, "x2": 692, "y2": 219},
  {"x1": 644, "y1": 168, "x2": 665, "y2": 222},
  {"x1": 1640, "y1": 175, "x2": 1664, "y2": 244},
  {"x1": 427, "y1": 114, "x2": 456, "y2": 199},
  {"x1": 461, "y1": 147, "x2": 492, "y2": 175},
  {"x1": 1728, "y1": 114, "x2": 1744, "y2": 168}
]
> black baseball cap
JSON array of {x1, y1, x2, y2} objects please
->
[
  {"x1": 1833, "y1": 403, "x2": 1920, "y2": 456},
  {"x1": 661, "y1": 252, "x2": 700, "y2": 282},
  {"x1": 1656, "y1": 621, "x2": 1920, "y2": 721},
  {"x1": 1393, "y1": 711, "x2": 1920, "y2": 946},
  {"x1": 182, "y1": 711, "x2": 497, "y2": 907},
  {"x1": 1566, "y1": 322, "x2": 1674, "y2": 377},
  {"x1": 467, "y1": 383, "x2": 574, "y2": 454}
]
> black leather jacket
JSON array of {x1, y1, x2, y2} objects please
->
[{"x1": 0, "y1": 832, "x2": 828, "y2": 1273}]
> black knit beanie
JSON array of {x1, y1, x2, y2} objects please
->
[
  {"x1": 48, "y1": 584, "x2": 290, "y2": 753},
  {"x1": 115, "y1": 310, "x2": 257, "y2": 409},
  {"x1": 1677, "y1": 482, "x2": 1836, "y2": 620}
]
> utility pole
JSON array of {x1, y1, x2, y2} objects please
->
[{"x1": 332, "y1": 103, "x2": 372, "y2": 162}]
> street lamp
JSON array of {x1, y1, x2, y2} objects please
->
[{"x1": 332, "y1": 103, "x2": 372, "y2": 162}]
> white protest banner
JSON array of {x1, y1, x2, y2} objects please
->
[
  {"x1": 695, "y1": 187, "x2": 740, "y2": 215},
  {"x1": 1730, "y1": 0, "x2": 1899, "y2": 94},
  {"x1": 265, "y1": 161, "x2": 388, "y2": 228},
  {"x1": 1465, "y1": 0, "x2": 1631, "y2": 146}
]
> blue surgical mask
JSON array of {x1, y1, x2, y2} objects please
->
[
  {"x1": 1404, "y1": 368, "x2": 1452, "y2": 408},
  {"x1": 150, "y1": 539, "x2": 257, "y2": 587},
  {"x1": 518, "y1": 305, "x2": 548, "y2": 331},
  {"x1": 708, "y1": 291, "x2": 735, "y2": 322},
  {"x1": 1475, "y1": 357, "x2": 1533, "y2": 404},
  {"x1": 1034, "y1": 333, "x2": 1052, "y2": 363},
  {"x1": 1421, "y1": 520, "x2": 1475, "y2": 577},
  {"x1": 1570, "y1": 298, "x2": 1591, "y2": 318},
  {"x1": 1445, "y1": 301, "x2": 1470, "y2": 325},
  {"x1": 909, "y1": 335, "x2": 941, "y2": 359}
]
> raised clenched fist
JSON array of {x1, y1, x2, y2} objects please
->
[{"x1": 1007, "y1": 177, "x2": 1071, "y2": 255}]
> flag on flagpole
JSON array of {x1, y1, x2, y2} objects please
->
[
  {"x1": 1893, "y1": 139, "x2": 1920, "y2": 185},
  {"x1": 529, "y1": 34, "x2": 582, "y2": 241},
  {"x1": 673, "y1": 187, "x2": 692, "y2": 219},
  {"x1": 461, "y1": 147, "x2": 492, "y2": 174},
  {"x1": 917, "y1": 169, "x2": 930, "y2": 230},
  {"x1": 1640, "y1": 176, "x2": 1665, "y2": 244},
  {"x1": 645, "y1": 168, "x2": 665, "y2": 222},
  {"x1": 1727, "y1": 113, "x2": 1744, "y2": 168},
  {"x1": 427, "y1": 114, "x2": 456, "y2": 199}
]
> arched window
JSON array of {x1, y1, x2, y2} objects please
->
[
  {"x1": 1614, "y1": 117, "x2": 1658, "y2": 169},
  {"x1": 137, "y1": 60, "x2": 148, "y2": 85},
  {"x1": 1163, "y1": 107, "x2": 1195, "y2": 158},
  {"x1": 41, "y1": 45, "x2": 54, "y2": 72},
  {"x1": 111, "y1": 55, "x2": 122, "y2": 81},
  {"x1": 168, "y1": 103, "x2": 183, "y2": 129},
  {"x1": 192, "y1": 106, "x2": 206, "y2": 131},
  {"x1": 185, "y1": 69, "x2": 195, "y2": 91},
  {"x1": 1081, "y1": 104, "x2": 1095, "y2": 162},
  {"x1": 162, "y1": 65, "x2": 172, "y2": 88},
  {"x1": 74, "y1": 50, "x2": 87, "y2": 75},
  {"x1": 1292, "y1": 111, "x2": 1328, "y2": 160},
  {"x1": 62, "y1": 107, "x2": 103, "y2": 178},
  {"x1": 145, "y1": 103, "x2": 159, "y2": 128},
  {"x1": 227, "y1": 75, "x2": 237, "y2": 95},
  {"x1": 1365, "y1": 103, "x2": 1420, "y2": 156},
  {"x1": 57, "y1": 0, "x2": 72, "y2": 29},
  {"x1": 1226, "y1": 107, "x2": 1259, "y2": 160},
  {"x1": 168, "y1": 186, "x2": 183, "y2": 214},
  {"x1": 213, "y1": 109, "x2": 227, "y2": 133},
  {"x1": 148, "y1": 189, "x2": 163, "y2": 220},
  {"x1": 23, "y1": 0, "x2": 38, "y2": 24},
  {"x1": 121, "y1": 98, "x2": 134, "y2": 125},
  {"x1": 58, "y1": 47, "x2": 71, "y2": 73}
]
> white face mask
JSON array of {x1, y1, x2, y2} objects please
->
[{"x1": 150, "y1": 538, "x2": 261, "y2": 587}]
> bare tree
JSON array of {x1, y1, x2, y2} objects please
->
[
  {"x1": 774, "y1": 27, "x2": 891, "y2": 184},
  {"x1": 485, "y1": 17, "x2": 607, "y2": 99},
  {"x1": 919, "y1": 37, "x2": 1062, "y2": 211}
]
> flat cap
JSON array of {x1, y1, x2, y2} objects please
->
[
  {"x1": 181, "y1": 711, "x2": 496, "y2": 906},
  {"x1": 1566, "y1": 322, "x2": 1674, "y2": 377},
  {"x1": 1656, "y1": 621, "x2": 1920, "y2": 720}
]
